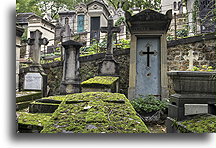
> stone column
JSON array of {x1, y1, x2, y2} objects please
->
[{"x1": 60, "y1": 40, "x2": 82, "y2": 95}]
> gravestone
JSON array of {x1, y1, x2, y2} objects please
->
[
  {"x1": 59, "y1": 40, "x2": 82, "y2": 95},
  {"x1": 24, "y1": 73, "x2": 43, "y2": 90},
  {"x1": 126, "y1": 9, "x2": 172, "y2": 99},
  {"x1": 24, "y1": 30, "x2": 49, "y2": 97},
  {"x1": 183, "y1": 49, "x2": 199, "y2": 70},
  {"x1": 98, "y1": 18, "x2": 121, "y2": 76}
]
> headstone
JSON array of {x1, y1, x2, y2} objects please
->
[
  {"x1": 24, "y1": 73, "x2": 42, "y2": 90},
  {"x1": 126, "y1": 9, "x2": 172, "y2": 99},
  {"x1": 183, "y1": 49, "x2": 199, "y2": 70},
  {"x1": 27, "y1": 30, "x2": 49, "y2": 64},
  {"x1": 60, "y1": 40, "x2": 82, "y2": 95},
  {"x1": 24, "y1": 30, "x2": 49, "y2": 97},
  {"x1": 98, "y1": 18, "x2": 121, "y2": 76}
]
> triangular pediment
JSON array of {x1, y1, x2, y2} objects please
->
[
  {"x1": 125, "y1": 9, "x2": 172, "y2": 32},
  {"x1": 127, "y1": 9, "x2": 172, "y2": 22}
]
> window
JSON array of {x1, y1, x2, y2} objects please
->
[
  {"x1": 65, "y1": 17, "x2": 69, "y2": 25},
  {"x1": 77, "y1": 15, "x2": 84, "y2": 32},
  {"x1": 173, "y1": 2, "x2": 177, "y2": 10}
]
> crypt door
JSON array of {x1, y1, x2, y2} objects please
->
[
  {"x1": 136, "y1": 37, "x2": 161, "y2": 98},
  {"x1": 90, "y1": 17, "x2": 100, "y2": 42}
]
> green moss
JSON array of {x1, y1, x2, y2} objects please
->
[
  {"x1": 17, "y1": 112, "x2": 52, "y2": 127},
  {"x1": 16, "y1": 91, "x2": 42, "y2": 103},
  {"x1": 81, "y1": 76, "x2": 119, "y2": 87},
  {"x1": 179, "y1": 114, "x2": 216, "y2": 133},
  {"x1": 41, "y1": 92, "x2": 150, "y2": 133},
  {"x1": 39, "y1": 95, "x2": 67, "y2": 101}
]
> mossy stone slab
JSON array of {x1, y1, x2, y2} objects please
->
[
  {"x1": 41, "y1": 92, "x2": 150, "y2": 133},
  {"x1": 29, "y1": 95, "x2": 67, "y2": 113},
  {"x1": 81, "y1": 76, "x2": 119, "y2": 93},
  {"x1": 17, "y1": 112, "x2": 52, "y2": 133}
]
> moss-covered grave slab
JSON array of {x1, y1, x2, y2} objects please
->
[
  {"x1": 16, "y1": 91, "x2": 42, "y2": 103},
  {"x1": 167, "y1": 114, "x2": 216, "y2": 133},
  {"x1": 29, "y1": 95, "x2": 67, "y2": 113},
  {"x1": 17, "y1": 112, "x2": 52, "y2": 133},
  {"x1": 16, "y1": 91, "x2": 42, "y2": 110},
  {"x1": 81, "y1": 76, "x2": 119, "y2": 93},
  {"x1": 41, "y1": 92, "x2": 150, "y2": 133}
]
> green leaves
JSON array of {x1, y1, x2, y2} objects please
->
[{"x1": 130, "y1": 95, "x2": 168, "y2": 113}]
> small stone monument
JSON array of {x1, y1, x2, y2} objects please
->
[
  {"x1": 183, "y1": 49, "x2": 199, "y2": 70},
  {"x1": 24, "y1": 30, "x2": 49, "y2": 97},
  {"x1": 60, "y1": 40, "x2": 82, "y2": 95},
  {"x1": 98, "y1": 18, "x2": 121, "y2": 76},
  {"x1": 126, "y1": 9, "x2": 172, "y2": 99}
]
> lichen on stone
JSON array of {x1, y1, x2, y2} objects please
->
[
  {"x1": 17, "y1": 112, "x2": 52, "y2": 127},
  {"x1": 179, "y1": 114, "x2": 216, "y2": 133},
  {"x1": 81, "y1": 76, "x2": 119, "y2": 87},
  {"x1": 41, "y1": 92, "x2": 150, "y2": 133}
]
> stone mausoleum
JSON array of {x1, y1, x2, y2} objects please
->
[{"x1": 56, "y1": 0, "x2": 126, "y2": 46}]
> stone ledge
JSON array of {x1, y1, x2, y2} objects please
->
[
  {"x1": 79, "y1": 48, "x2": 130, "y2": 62},
  {"x1": 167, "y1": 33, "x2": 216, "y2": 47}
]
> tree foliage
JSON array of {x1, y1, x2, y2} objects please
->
[
  {"x1": 107, "y1": 0, "x2": 161, "y2": 11},
  {"x1": 16, "y1": 0, "x2": 92, "y2": 19}
]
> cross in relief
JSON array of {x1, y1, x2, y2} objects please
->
[
  {"x1": 101, "y1": 18, "x2": 121, "y2": 57},
  {"x1": 140, "y1": 43, "x2": 157, "y2": 68},
  {"x1": 27, "y1": 30, "x2": 49, "y2": 64},
  {"x1": 183, "y1": 49, "x2": 199, "y2": 70}
]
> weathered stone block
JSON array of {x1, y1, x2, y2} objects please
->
[{"x1": 81, "y1": 76, "x2": 119, "y2": 93}]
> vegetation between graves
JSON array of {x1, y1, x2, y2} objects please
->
[
  {"x1": 41, "y1": 92, "x2": 150, "y2": 133},
  {"x1": 130, "y1": 95, "x2": 168, "y2": 113}
]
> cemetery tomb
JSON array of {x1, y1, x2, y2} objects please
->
[
  {"x1": 126, "y1": 9, "x2": 172, "y2": 99},
  {"x1": 81, "y1": 76, "x2": 119, "y2": 93},
  {"x1": 41, "y1": 92, "x2": 150, "y2": 133},
  {"x1": 16, "y1": 91, "x2": 42, "y2": 111},
  {"x1": 29, "y1": 96, "x2": 66, "y2": 113},
  {"x1": 17, "y1": 112, "x2": 52, "y2": 133},
  {"x1": 167, "y1": 114, "x2": 216, "y2": 133}
]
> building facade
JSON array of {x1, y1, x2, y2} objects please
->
[{"x1": 58, "y1": 0, "x2": 126, "y2": 46}]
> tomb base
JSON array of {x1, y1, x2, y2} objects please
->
[
  {"x1": 168, "y1": 93, "x2": 216, "y2": 121},
  {"x1": 60, "y1": 79, "x2": 81, "y2": 95},
  {"x1": 98, "y1": 57, "x2": 119, "y2": 76}
]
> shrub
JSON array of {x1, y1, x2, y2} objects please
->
[{"x1": 130, "y1": 95, "x2": 168, "y2": 113}]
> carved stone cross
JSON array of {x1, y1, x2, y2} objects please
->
[
  {"x1": 140, "y1": 43, "x2": 157, "y2": 68},
  {"x1": 27, "y1": 30, "x2": 49, "y2": 64},
  {"x1": 101, "y1": 19, "x2": 121, "y2": 58},
  {"x1": 183, "y1": 49, "x2": 199, "y2": 70}
]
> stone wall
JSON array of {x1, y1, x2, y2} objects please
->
[
  {"x1": 79, "y1": 49, "x2": 130, "y2": 96},
  {"x1": 19, "y1": 33, "x2": 215, "y2": 97},
  {"x1": 167, "y1": 33, "x2": 216, "y2": 71}
]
